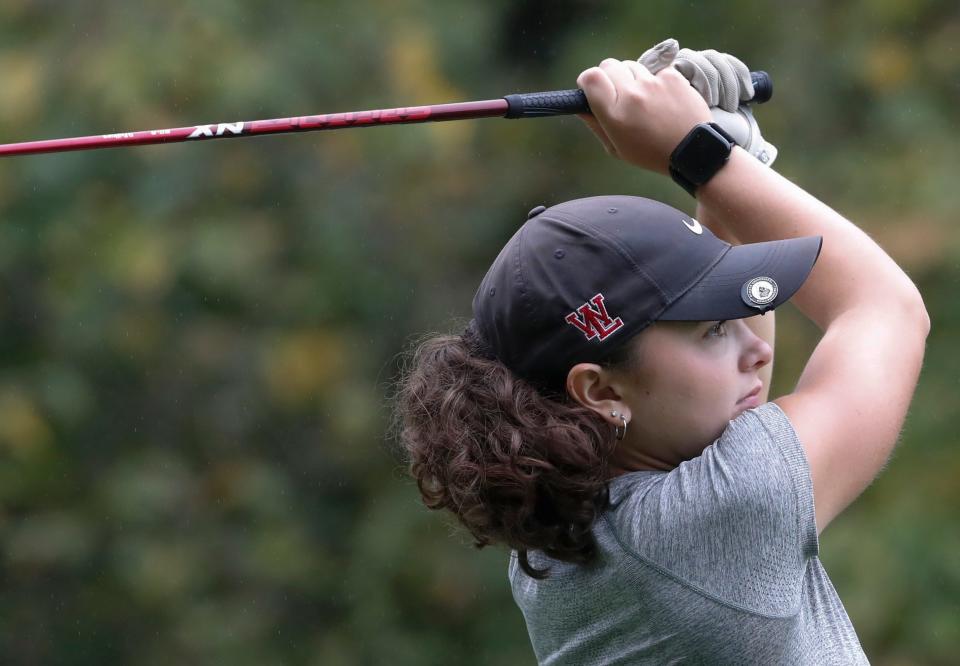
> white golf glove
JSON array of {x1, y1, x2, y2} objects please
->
[{"x1": 639, "y1": 38, "x2": 778, "y2": 166}]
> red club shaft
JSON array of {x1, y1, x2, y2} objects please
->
[
  {"x1": 0, "y1": 74, "x2": 773, "y2": 158},
  {"x1": 0, "y1": 98, "x2": 510, "y2": 157}
]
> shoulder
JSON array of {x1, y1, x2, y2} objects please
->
[
  {"x1": 610, "y1": 403, "x2": 812, "y2": 520},
  {"x1": 602, "y1": 403, "x2": 818, "y2": 613}
]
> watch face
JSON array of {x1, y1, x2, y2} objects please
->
[{"x1": 675, "y1": 125, "x2": 733, "y2": 184}]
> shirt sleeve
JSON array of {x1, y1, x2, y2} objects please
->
[{"x1": 605, "y1": 401, "x2": 819, "y2": 615}]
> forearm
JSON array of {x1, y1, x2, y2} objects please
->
[{"x1": 697, "y1": 148, "x2": 927, "y2": 331}]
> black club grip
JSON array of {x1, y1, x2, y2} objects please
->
[
  {"x1": 504, "y1": 70, "x2": 773, "y2": 119},
  {"x1": 504, "y1": 90, "x2": 590, "y2": 118},
  {"x1": 750, "y1": 71, "x2": 773, "y2": 104}
]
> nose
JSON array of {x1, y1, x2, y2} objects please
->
[{"x1": 738, "y1": 321, "x2": 773, "y2": 372}]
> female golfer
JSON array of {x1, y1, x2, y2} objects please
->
[{"x1": 395, "y1": 46, "x2": 929, "y2": 664}]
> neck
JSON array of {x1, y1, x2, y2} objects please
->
[{"x1": 608, "y1": 442, "x2": 675, "y2": 475}]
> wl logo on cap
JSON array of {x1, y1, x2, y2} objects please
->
[{"x1": 565, "y1": 293, "x2": 624, "y2": 341}]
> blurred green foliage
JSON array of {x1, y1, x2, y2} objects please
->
[{"x1": 0, "y1": 0, "x2": 957, "y2": 664}]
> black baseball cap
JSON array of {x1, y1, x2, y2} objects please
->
[{"x1": 470, "y1": 195, "x2": 822, "y2": 387}]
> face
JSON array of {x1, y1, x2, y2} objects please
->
[{"x1": 602, "y1": 317, "x2": 773, "y2": 469}]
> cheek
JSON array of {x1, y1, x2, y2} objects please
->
[{"x1": 640, "y1": 347, "x2": 737, "y2": 416}]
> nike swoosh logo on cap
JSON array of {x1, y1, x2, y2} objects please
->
[{"x1": 682, "y1": 218, "x2": 703, "y2": 235}]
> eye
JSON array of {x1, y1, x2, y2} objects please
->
[{"x1": 706, "y1": 320, "x2": 728, "y2": 338}]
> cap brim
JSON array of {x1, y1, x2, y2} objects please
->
[{"x1": 659, "y1": 235, "x2": 822, "y2": 321}]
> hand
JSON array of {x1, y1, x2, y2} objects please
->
[
  {"x1": 639, "y1": 38, "x2": 778, "y2": 166},
  {"x1": 639, "y1": 39, "x2": 753, "y2": 112},
  {"x1": 709, "y1": 106, "x2": 778, "y2": 166},
  {"x1": 575, "y1": 58, "x2": 712, "y2": 175}
]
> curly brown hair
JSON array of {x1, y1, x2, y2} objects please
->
[{"x1": 392, "y1": 324, "x2": 636, "y2": 579}]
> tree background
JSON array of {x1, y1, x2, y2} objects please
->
[{"x1": 0, "y1": 0, "x2": 957, "y2": 663}]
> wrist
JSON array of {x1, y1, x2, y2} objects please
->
[
  {"x1": 668, "y1": 122, "x2": 736, "y2": 197},
  {"x1": 696, "y1": 146, "x2": 769, "y2": 202}
]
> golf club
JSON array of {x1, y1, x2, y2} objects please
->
[{"x1": 0, "y1": 72, "x2": 772, "y2": 157}]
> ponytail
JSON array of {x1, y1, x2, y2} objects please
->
[{"x1": 393, "y1": 325, "x2": 623, "y2": 579}]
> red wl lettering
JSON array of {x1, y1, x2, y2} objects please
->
[{"x1": 564, "y1": 293, "x2": 624, "y2": 341}]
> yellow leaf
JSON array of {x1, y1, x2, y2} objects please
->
[
  {"x1": 0, "y1": 388, "x2": 53, "y2": 459},
  {"x1": 388, "y1": 24, "x2": 473, "y2": 156},
  {"x1": 260, "y1": 330, "x2": 349, "y2": 406},
  {"x1": 0, "y1": 53, "x2": 43, "y2": 125},
  {"x1": 863, "y1": 40, "x2": 913, "y2": 93}
]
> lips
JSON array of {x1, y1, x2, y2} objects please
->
[{"x1": 738, "y1": 383, "x2": 762, "y2": 404}]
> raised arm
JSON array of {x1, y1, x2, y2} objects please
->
[
  {"x1": 698, "y1": 149, "x2": 929, "y2": 533},
  {"x1": 577, "y1": 58, "x2": 930, "y2": 533}
]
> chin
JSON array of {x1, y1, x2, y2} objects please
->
[
  {"x1": 731, "y1": 398, "x2": 758, "y2": 420},
  {"x1": 705, "y1": 419, "x2": 731, "y2": 448},
  {"x1": 675, "y1": 418, "x2": 735, "y2": 461}
]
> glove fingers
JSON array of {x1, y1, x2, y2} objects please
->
[
  {"x1": 637, "y1": 38, "x2": 679, "y2": 75},
  {"x1": 702, "y1": 50, "x2": 741, "y2": 112},
  {"x1": 674, "y1": 48, "x2": 719, "y2": 107},
  {"x1": 724, "y1": 52, "x2": 755, "y2": 102}
]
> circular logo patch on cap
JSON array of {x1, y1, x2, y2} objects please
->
[{"x1": 742, "y1": 276, "x2": 779, "y2": 309}]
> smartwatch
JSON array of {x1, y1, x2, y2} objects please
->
[{"x1": 669, "y1": 122, "x2": 737, "y2": 197}]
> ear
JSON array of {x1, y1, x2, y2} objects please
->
[{"x1": 565, "y1": 363, "x2": 632, "y2": 424}]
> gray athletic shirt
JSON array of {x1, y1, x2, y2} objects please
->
[{"x1": 509, "y1": 402, "x2": 869, "y2": 665}]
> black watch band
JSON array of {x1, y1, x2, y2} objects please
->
[{"x1": 669, "y1": 122, "x2": 737, "y2": 197}]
